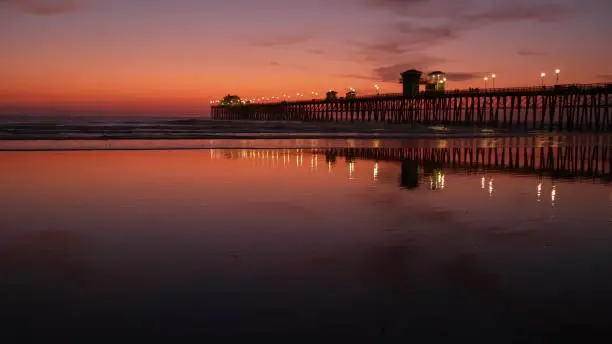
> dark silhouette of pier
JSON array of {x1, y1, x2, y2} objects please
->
[{"x1": 211, "y1": 83, "x2": 612, "y2": 132}]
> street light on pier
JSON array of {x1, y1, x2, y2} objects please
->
[
  {"x1": 484, "y1": 76, "x2": 488, "y2": 89},
  {"x1": 540, "y1": 72, "x2": 546, "y2": 87},
  {"x1": 374, "y1": 84, "x2": 380, "y2": 95},
  {"x1": 555, "y1": 69, "x2": 561, "y2": 85},
  {"x1": 491, "y1": 74, "x2": 496, "y2": 88}
]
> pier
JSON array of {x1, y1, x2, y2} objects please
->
[{"x1": 211, "y1": 83, "x2": 612, "y2": 132}]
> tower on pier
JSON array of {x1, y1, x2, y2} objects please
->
[
  {"x1": 400, "y1": 69, "x2": 422, "y2": 97},
  {"x1": 425, "y1": 71, "x2": 446, "y2": 92}
]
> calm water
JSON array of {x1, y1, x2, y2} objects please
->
[{"x1": 1, "y1": 137, "x2": 611, "y2": 342}]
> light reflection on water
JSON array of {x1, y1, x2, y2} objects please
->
[{"x1": 0, "y1": 137, "x2": 611, "y2": 341}]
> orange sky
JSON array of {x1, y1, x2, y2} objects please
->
[{"x1": 1, "y1": 0, "x2": 611, "y2": 116}]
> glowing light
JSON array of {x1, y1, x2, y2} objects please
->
[
  {"x1": 481, "y1": 176, "x2": 486, "y2": 189},
  {"x1": 348, "y1": 161, "x2": 356, "y2": 180},
  {"x1": 433, "y1": 170, "x2": 445, "y2": 190},
  {"x1": 555, "y1": 69, "x2": 561, "y2": 74},
  {"x1": 551, "y1": 185, "x2": 557, "y2": 205},
  {"x1": 537, "y1": 182, "x2": 542, "y2": 202},
  {"x1": 492, "y1": 74, "x2": 496, "y2": 78},
  {"x1": 373, "y1": 162, "x2": 379, "y2": 180},
  {"x1": 488, "y1": 179, "x2": 494, "y2": 197},
  {"x1": 541, "y1": 72, "x2": 546, "y2": 77}
]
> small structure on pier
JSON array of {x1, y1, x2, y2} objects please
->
[
  {"x1": 400, "y1": 69, "x2": 423, "y2": 97},
  {"x1": 425, "y1": 71, "x2": 446, "y2": 92},
  {"x1": 345, "y1": 88, "x2": 357, "y2": 100},
  {"x1": 326, "y1": 90, "x2": 338, "y2": 101},
  {"x1": 221, "y1": 94, "x2": 242, "y2": 106}
]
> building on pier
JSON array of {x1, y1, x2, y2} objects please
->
[
  {"x1": 400, "y1": 69, "x2": 422, "y2": 97},
  {"x1": 326, "y1": 90, "x2": 338, "y2": 101},
  {"x1": 425, "y1": 71, "x2": 447, "y2": 92},
  {"x1": 221, "y1": 94, "x2": 242, "y2": 106},
  {"x1": 346, "y1": 88, "x2": 357, "y2": 100}
]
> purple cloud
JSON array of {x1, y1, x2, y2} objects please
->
[{"x1": 0, "y1": 0, "x2": 79, "y2": 15}]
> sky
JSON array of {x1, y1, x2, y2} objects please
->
[{"x1": 1, "y1": 0, "x2": 612, "y2": 116}]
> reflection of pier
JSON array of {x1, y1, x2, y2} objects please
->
[
  {"x1": 212, "y1": 84, "x2": 612, "y2": 132},
  {"x1": 208, "y1": 135, "x2": 611, "y2": 183},
  {"x1": 318, "y1": 144, "x2": 611, "y2": 182}
]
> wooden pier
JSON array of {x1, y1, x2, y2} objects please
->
[{"x1": 211, "y1": 84, "x2": 612, "y2": 132}]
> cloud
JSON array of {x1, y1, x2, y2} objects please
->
[
  {"x1": 517, "y1": 48, "x2": 548, "y2": 57},
  {"x1": 598, "y1": 74, "x2": 612, "y2": 81},
  {"x1": 462, "y1": 5, "x2": 571, "y2": 25},
  {"x1": 334, "y1": 73, "x2": 378, "y2": 81},
  {"x1": 373, "y1": 57, "x2": 446, "y2": 82},
  {"x1": 307, "y1": 49, "x2": 325, "y2": 55},
  {"x1": 0, "y1": 0, "x2": 79, "y2": 15},
  {"x1": 349, "y1": 40, "x2": 407, "y2": 55},
  {"x1": 354, "y1": 1, "x2": 573, "y2": 62},
  {"x1": 252, "y1": 34, "x2": 312, "y2": 47},
  {"x1": 393, "y1": 22, "x2": 459, "y2": 48},
  {"x1": 364, "y1": 0, "x2": 462, "y2": 17},
  {"x1": 365, "y1": 0, "x2": 429, "y2": 5},
  {"x1": 444, "y1": 72, "x2": 486, "y2": 82},
  {"x1": 268, "y1": 61, "x2": 280, "y2": 66}
]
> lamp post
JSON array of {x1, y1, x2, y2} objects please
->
[
  {"x1": 540, "y1": 72, "x2": 546, "y2": 87},
  {"x1": 555, "y1": 69, "x2": 561, "y2": 85},
  {"x1": 374, "y1": 84, "x2": 380, "y2": 95},
  {"x1": 491, "y1": 74, "x2": 496, "y2": 88},
  {"x1": 484, "y1": 76, "x2": 488, "y2": 90}
]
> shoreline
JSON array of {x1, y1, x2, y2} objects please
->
[
  {"x1": 1, "y1": 119, "x2": 609, "y2": 142},
  {"x1": 0, "y1": 131, "x2": 541, "y2": 141}
]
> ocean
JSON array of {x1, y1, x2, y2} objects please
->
[{"x1": 1, "y1": 116, "x2": 611, "y2": 341}]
